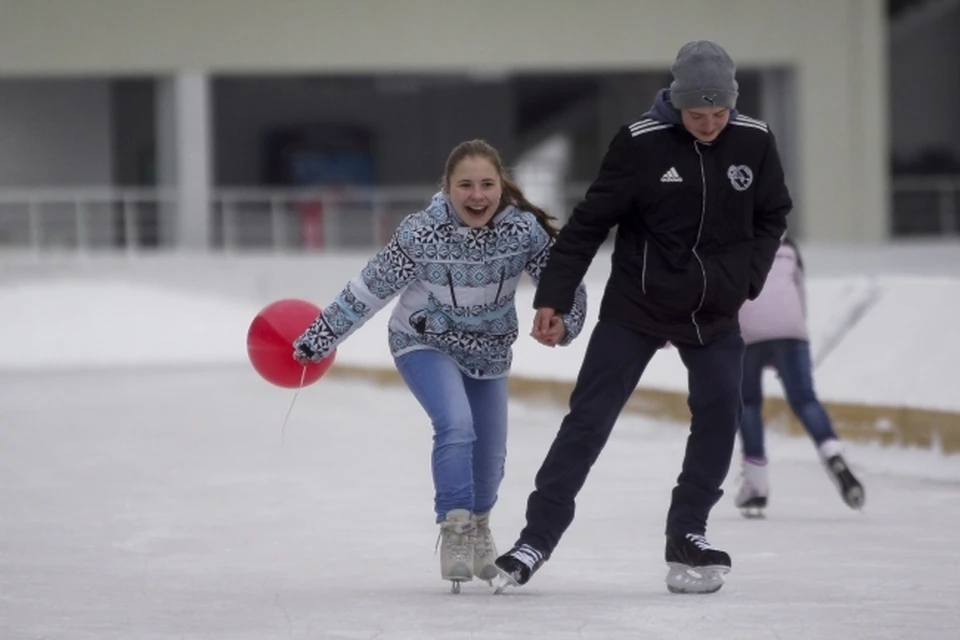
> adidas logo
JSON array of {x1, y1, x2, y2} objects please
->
[{"x1": 660, "y1": 167, "x2": 682, "y2": 183}]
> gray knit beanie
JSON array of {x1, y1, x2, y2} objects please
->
[{"x1": 669, "y1": 40, "x2": 739, "y2": 110}]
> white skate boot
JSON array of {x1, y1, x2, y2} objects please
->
[
  {"x1": 438, "y1": 509, "x2": 474, "y2": 593},
  {"x1": 472, "y1": 512, "x2": 499, "y2": 584},
  {"x1": 734, "y1": 457, "x2": 769, "y2": 518}
]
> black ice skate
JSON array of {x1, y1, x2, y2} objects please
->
[
  {"x1": 492, "y1": 543, "x2": 545, "y2": 594},
  {"x1": 664, "y1": 533, "x2": 731, "y2": 594},
  {"x1": 825, "y1": 454, "x2": 866, "y2": 510}
]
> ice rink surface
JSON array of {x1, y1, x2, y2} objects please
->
[{"x1": 2, "y1": 366, "x2": 958, "y2": 640}]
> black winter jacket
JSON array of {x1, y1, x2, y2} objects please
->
[{"x1": 535, "y1": 89, "x2": 792, "y2": 346}]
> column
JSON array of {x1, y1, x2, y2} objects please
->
[
  {"x1": 156, "y1": 71, "x2": 211, "y2": 249},
  {"x1": 760, "y1": 68, "x2": 802, "y2": 238}
]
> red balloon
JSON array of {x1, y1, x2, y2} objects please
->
[{"x1": 247, "y1": 298, "x2": 336, "y2": 388}]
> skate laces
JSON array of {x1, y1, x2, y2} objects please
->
[
  {"x1": 685, "y1": 534, "x2": 716, "y2": 551},
  {"x1": 435, "y1": 522, "x2": 472, "y2": 561},
  {"x1": 509, "y1": 544, "x2": 544, "y2": 570},
  {"x1": 474, "y1": 521, "x2": 496, "y2": 558}
]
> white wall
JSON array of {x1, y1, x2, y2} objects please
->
[
  {"x1": 0, "y1": 79, "x2": 112, "y2": 186},
  {"x1": 793, "y1": 0, "x2": 888, "y2": 244},
  {"x1": 0, "y1": 0, "x2": 877, "y2": 75}
]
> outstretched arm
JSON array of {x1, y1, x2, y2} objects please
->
[{"x1": 294, "y1": 229, "x2": 419, "y2": 361}]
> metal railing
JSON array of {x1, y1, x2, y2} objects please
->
[
  {"x1": 212, "y1": 185, "x2": 442, "y2": 252},
  {"x1": 211, "y1": 184, "x2": 591, "y2": 252},
  {"x1": 0, "y1": 183, "x2": 591, "y2": 255},
  {"x1": 0, "y1": 176, "x2": 957, "y2": 254},
  {"x1": 0, "y1": 187, "x2": 175, "y2": 255}
]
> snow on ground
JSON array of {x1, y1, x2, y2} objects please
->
[{"x1": 1, "y1": 270, "x2": 958, "y2": 412}]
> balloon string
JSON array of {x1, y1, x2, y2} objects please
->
[{"x1": 280, "y1": 366, "x2": 308, "y2": 443}]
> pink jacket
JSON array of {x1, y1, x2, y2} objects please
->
[{"x1": 738, "y1": 240, "x2": 809, "y2": 345}]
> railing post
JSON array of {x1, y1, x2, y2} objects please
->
[
  {"x1": 123, "y1": 196, "x2": 137, "y2": 256},
  {"x1": 28, "y1": 199, "x2": 41, "y2": 256},
  {"x1": 75, "y1": 199, "x2": 88, "y2": 256},
  {"x1": 322, "y1": 192, "x2": 338, "y2": 251},
  {"x1": 939, "y1": 182, "x2": 958, "y2": 235},
  {"x1": 223, "y1": 197, "x2": 237, "y2": 252},
  {"x1": 270, "y1": 195, "x2": 283, "y2": 253},
  {"x1": 371, "y1": 192, "x2": 384, "y2": 246}
]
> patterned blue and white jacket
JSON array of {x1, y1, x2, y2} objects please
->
[{"x1": 294, "y1": 192, "x2": 588, "y2": 379}]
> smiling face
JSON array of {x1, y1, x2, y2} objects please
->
[
  {"x1": 681, "y1": 106, "x2": 731, "y2": 142},
  {"x1": 445, "y1": 155, "x2": 503, "y2": 228}
]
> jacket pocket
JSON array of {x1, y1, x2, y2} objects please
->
[
  {"x1": 704, "y1": 251, "x2": 751, "y2": 317},
  {"x1": 635, "y1": 239, "x2": 703, "y2": 314}
]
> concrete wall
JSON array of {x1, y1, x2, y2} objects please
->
[{"x1": 0, "y1": 0, "x2": 890, "y2": 243}]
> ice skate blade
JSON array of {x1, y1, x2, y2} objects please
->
[
  {"x1": 444, "y1": 571, "x2": 472, "y2": 595},
  {"x1": 476, "y1": 566, "x2": 499, "y2": 585},
  {"x1": 740, "y1": 506, "x2": 766, "y2": 519},
  {"x1": 665, "y1": 562, "x2": 729, "y2": 594},
  {"x1": 492, "y1": 568, "x2": 519, "y2": 595}
]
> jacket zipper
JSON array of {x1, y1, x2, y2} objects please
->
[
  {"x1": 691, "y1": 141, "x2": 707, "y2": 345},
  {"x1": 449, "y1": 265, "x2": 504, "y2": 308},
  {"x1": 447, "y1": 269, "x2": 459, "y2": 308},
  {"x1": 641, "y1": 240, "x2": 648, "y2": 295}
]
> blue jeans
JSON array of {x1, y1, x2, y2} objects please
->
[
  {"x1": 395, "y1": 349, "x2": 509, "y2": 522},
  {"x1": 740, "y1": 338, "x2": 838, "y2": 460}
]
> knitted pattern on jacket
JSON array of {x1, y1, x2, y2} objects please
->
[{"x1": 295, "y1": 192, "x2": 588, "y2": 378}]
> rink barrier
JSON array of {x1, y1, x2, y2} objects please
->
[{"x1": 327, "y1": 363, "x2": 960, "y2": 455}]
